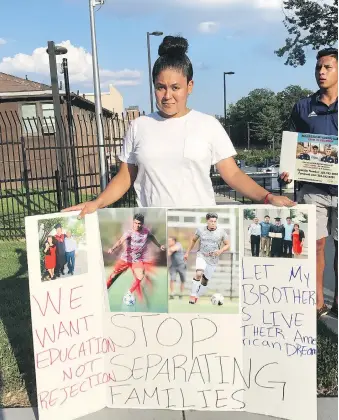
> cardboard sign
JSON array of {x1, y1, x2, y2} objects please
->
[
  {"x1": 25, "y1": 205, "x2": 316, "y2": 420},
  {"x1": 280, "y1": 131, "x2": 338, "y2": 185}
]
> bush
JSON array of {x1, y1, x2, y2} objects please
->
[{"x1": 237, "y1": 148, "x2": 280, "y2": 166}]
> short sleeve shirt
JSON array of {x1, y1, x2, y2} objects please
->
[
  {"x1": 195, "y1": 226, "x2": 228, "y2": 266},
  {"x1": 120, "y1": 227, "x2": 151, "y2": 263},
  {"x1": 119, "y1": 110, "x2": 237, "y2": 207}
]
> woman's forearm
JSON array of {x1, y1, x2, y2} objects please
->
[
  {"x1": 217, "y1": 158, "x2": 269, "y2": 202},
  {"x1": 223, "y1": 168, "x2": 268, "y2": 202},
  {"x1": 95, "y1": 163, "x2": 137, "y2": 208}
]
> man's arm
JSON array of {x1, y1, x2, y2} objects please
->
[
  {"x1": 184, "y1": 234, "x2": 199, "y2": 261},
  {"x1": 148, "y1": 234, "x2": 166, "y2": 251},
  {"x1": 248, "y1": 225, "x2": 253, "y2": 242},
  {"x1": 212, "y1": 239, "x2": 230, "y2": 257},
  {"x1": 168, "y1": 244, "x2": 180, "y2": 256},
  {"x1": 107, "y1": 234, "x2": 127, "y2": 254}
]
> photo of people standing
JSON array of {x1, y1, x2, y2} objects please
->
[
  {"x1": 167, "y1": 208, "x2": 239, "y2": 314},
  {"x1": 244, "y1": 209, "x2": 308, "y2": 259},
  {"x1": 38, "y1": 217, "x2": 87, "y2": 281},
  {"x1": 98, "y1": 208, "x2": 167, "y2": 313},
  {"x1": 297, "y1": 142, "x2": 338, "y2": 163}
]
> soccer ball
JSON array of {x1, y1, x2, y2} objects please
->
[
  {"x1": 211, "y1": 293, "x2": 224, "y2": 306},
  {"x1": 123, "y1": 292, "x2": 136, "y2": 306}
]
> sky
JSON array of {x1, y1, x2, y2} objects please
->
[{"x1": 0, "y1": 0, "x2": 321, "y2": 115}]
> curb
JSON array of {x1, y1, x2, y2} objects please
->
[{"x1": 0, "y1": 398, "x2": 337, "y2": 420}]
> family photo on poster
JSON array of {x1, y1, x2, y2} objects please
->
[
  {"x1": 244, "y1": 208, "x2": 308, "y2": 259},
  {"x1": 38, "y1": 216, "x2": 87, "y2": 281}
]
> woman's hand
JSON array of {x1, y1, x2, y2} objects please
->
[
  {"x1": 267, "y1": 194, "x2": 296, "y2": 207},
  {"x1": 61, "y1": 200, "x2": 101, "y2": 219}
]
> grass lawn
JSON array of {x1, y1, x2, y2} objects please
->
[
  {"x1": 0, "y1": 189, "x2": 135, "y2": 240},
  {"x1": 0, "y1": 241, "x2": 337, "y2": 408},
  {"x1": 0, "y1": 241, "x2": 36, "y2": 407}
]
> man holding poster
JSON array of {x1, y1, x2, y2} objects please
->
[{"x1": 284, "y1": 47, "x2": 338, "y2": 318}]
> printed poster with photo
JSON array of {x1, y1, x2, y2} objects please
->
[
  {"x1": 280, "y1": 131, "x2": 338, "y2": 185},
  {"x1": 24, "y1": 205, "x2": 317, "y2": 420}
]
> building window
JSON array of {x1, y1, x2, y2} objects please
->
[
  {"x1": 22, "y1": 104, "x2": 38, "y2": 134},
  {"x1": 41, "y1": 103, "x2": 55, "y2": 134}
]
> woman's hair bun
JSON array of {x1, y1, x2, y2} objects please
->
[{"x1": 158, "y1": 36, "x2": 188, "y2": 58}]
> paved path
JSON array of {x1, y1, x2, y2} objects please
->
[{"x1": 0, "y1": 398, "x2": 337, "y2": 420}]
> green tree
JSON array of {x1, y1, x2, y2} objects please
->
[
  {"x1": 256, "y1": 99, "x2": 282, "y2": 146},
  {"x1": 275, "y1": 0, "x2": 338, "y2": 67},
  {"x1": 38, "y1": 217, "x2": 64, "y2": 247},
  {"x1": 276, "y1": 85, "x2": 313, "y2": 129},
  {"x1": 228, "y1": 88, "x2": 277, "y2": 146},
  {"x1": 244, "y1": 209, "x2": 256, "y2": 220},
  {"x1": 69, "y1": 219, "x2": 86, "y2": 242}
]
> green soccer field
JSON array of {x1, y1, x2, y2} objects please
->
[
  {"x1": 168, "y1": 295, "x2": 239, "y2": 314},
  {"x1": 105, "y1": 265, "x2": 169, "y2": 313}
]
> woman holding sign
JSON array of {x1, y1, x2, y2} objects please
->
[{"x1": 63, "y1": 35, "x2": 294, "y2": 216}]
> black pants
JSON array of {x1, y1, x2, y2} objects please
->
[
  {"x1": 271, "y1": 239, "x2": 283, "y2": 257},
  {"x1": 251, "y1": 235, "x2": 260, "y2": 257},
  {"x1": 283, "y1": 240, "x2": 293, "y2": 258}
]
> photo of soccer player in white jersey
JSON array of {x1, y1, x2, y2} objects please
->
[
  {"x1": 167, "y1": 208, "x2": 239, "y2": 314},
  {"x1": 98, "y1": 208, "x2": 167, "y2": 313}
]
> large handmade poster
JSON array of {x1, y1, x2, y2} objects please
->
[
  {"x1": 280, "y1": 131, "x2": 338, "y2": 185},
  {"x1": 25, "y1": 205, "x2": 316, "y2": 420}
]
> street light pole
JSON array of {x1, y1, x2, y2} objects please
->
[
  {"x1": 147, "y1": 31, "x2": 163, "y2": 113},
  {"x1": 62, "y1": 58, "x2": 80, "y2": 204},
  {"x1": 223, "y1": 71, "x2": 235, "y2": 134},
  {"x1": 47, "y1": 41, "x2": 69, "y2": 208},
  {"x1": 89, "y1": 0, "x2": 107, "y2": 191}
]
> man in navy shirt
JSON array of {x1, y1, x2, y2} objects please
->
[
  {"x1": 284, "y1": 48, "x2": 338, "y2": 319},
  {"x1": 321, "y1": 146, "x2": 335, "y2": 163},
  {"x1": 297, "y1": 145, "x2": 311, "y2": 160}
]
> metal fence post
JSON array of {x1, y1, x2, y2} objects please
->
[{"x1": 20, "y1": 136, "x2": 31, "y2": 216}]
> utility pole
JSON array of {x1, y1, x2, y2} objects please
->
[
  {"x1": 89, "y1": 0, "x2": 107, "y2": 191},
  {"x1": 247, "y1": 121, "x2": 250, "y2": 150},
  {"x1": 62, "y1": 58, "x2": 79, "y2": 203},
  {"x1": 147, "y1": 31, "x2": 163, "y2": 113},
  {"x1": 46, "y1": 41, "x2": 69, "y2": 208}
]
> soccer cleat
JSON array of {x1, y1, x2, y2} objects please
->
[{"x1": 189, "y1": 296, "x2": 197, "y2": 304}]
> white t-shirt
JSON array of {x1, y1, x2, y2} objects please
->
[
  {"x1": 308, "y1": 153, "x2": 321, "y2": 161},
  {"x1": 119, "y1": 110, "x2": 236, "y2": 207}
]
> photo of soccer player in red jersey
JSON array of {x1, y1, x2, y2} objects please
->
[{"x1": 98, "y1": 208, "x2": 167, "y2": 313}]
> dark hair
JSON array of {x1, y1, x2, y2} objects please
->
[
  {"x1": 317, "y1": 47, "x2": 338, "y2": 61},
  {"x1": 264, "y1": 215, "x2": 270, "y2": 218},
  {"x1": 286, "y1": 217, "x2": 291, "y2": 220},
  {"x1": 294, "y1": 223, "x2": 299, "y2": 228},
  {"x1": 312, "y1": 145, "x2": 319, "y2": 149},
  {"x1": 152, "y1": 36, "x2": 193, "y2": 83},
  {"x1": 206, "y1": 212, "x2": 218, "y2": 220},
  {"x1": 134, "y1": 213, "x2": 144, "y2": 224}
]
